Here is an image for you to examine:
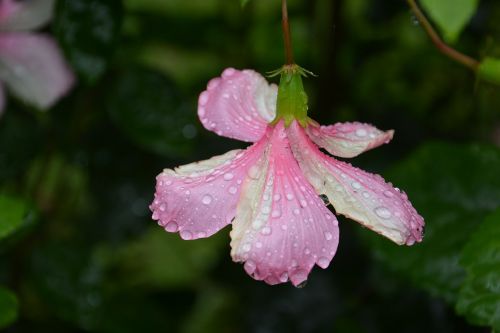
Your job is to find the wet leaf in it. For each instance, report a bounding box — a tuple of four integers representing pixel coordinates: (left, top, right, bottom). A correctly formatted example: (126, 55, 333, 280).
(29, 243, 105, 330)
(54, 0, 123, 84)
(0, 194, 29, 241)
(0, 287, 18, 329)
(0, 112, 42, 183)
(456, 208, 500, 331)
(113, 227, 225, 288)
(361, 142, 500, 303)
(107, 67, 197, 157)
(420, 0, 479, 43)
(478, 57, 500, 86)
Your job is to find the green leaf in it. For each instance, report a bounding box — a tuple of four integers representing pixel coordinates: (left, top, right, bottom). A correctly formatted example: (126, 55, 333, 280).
(478, 57, 500, 85)
(54, 0, 123, 84)
(361, 142, 500, 302)
(0, 194, 29, 241)
(181, 287, 237, 333)
(456, 208, 500, 331)
(107, 67, 197, 157)
(420, 0, 479, 43)
(29, 243, 106, 330)
(241, 0, 250, 7)
(0, 287, 18, 329)
(113, 228, 225, 288)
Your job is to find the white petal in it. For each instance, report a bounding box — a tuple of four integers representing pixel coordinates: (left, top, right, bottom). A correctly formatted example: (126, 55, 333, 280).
(0, 33, 75, 110)
(288, 121, 424, 246)
(306, 122, 394, 158)
(0, 0, 55, 31)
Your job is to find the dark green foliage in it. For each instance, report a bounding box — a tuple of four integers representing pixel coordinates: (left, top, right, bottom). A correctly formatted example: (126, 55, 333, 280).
(107, 68, 197, 157)
(0, 287, 18, 329)
(1, 0, 499, 332)
(0, 195, 29, 241)
(53, 0, 123, 84)
(361, 143, 500, 303)
(457, 209, 500, 331)
(420, 0, 479, 43)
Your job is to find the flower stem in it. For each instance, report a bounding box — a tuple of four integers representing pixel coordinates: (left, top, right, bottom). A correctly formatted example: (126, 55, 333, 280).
(406, 0, 479, 71)
(282, 0, 294, 65)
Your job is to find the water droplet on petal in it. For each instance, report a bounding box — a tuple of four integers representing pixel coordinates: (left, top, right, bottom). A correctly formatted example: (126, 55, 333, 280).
(165, 221, 178, 232)
(228, 186, 238, 194)
(248, 166, 261, 179)
(351, 181, 362, 190)
(223, 173, 234, 180)
(384, 190, 394, 198)
(375, 206, 392, 219)
(222, 68, 235, 77)
(202, 195, 213, 205)
(261, 226, 272, 235)
(199, 91, 209, 105)
(286, 193, 294, 201)
(242, 243, 252, 252)
(355, 128, 368, 137)
(180, 230, 193, 240)
(324, 231, 333, 241)
(318, 257, 330, 268)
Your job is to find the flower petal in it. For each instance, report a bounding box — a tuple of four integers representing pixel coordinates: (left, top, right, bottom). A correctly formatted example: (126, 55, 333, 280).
(0, 0, 54, 31)
(151, 137, 268, 240)
(230, 122, 339, 286)
(306, 122, 394, 158)
(0, 33, 75, 110)
(289, 121, 424, 246)
(198, 68, 278, 142)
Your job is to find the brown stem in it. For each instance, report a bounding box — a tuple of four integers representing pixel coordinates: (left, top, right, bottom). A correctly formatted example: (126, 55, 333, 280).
(407, 0, 479, 71)
(282, 0, 294, 65)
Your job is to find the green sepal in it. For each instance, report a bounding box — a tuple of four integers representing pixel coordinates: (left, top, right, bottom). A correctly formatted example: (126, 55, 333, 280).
(271, 64, 314, 127)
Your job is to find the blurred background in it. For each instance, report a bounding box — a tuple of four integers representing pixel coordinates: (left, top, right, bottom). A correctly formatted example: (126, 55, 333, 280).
(1, 0, 500, 332)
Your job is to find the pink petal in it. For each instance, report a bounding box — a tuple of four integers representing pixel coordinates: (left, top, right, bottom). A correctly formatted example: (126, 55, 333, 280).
(198, 68, 278, 142)
(306, 122, 394, 158)
(151, 138, 268, 240)
(230, 122, 339, 286)
(0, 0, 54, 31)
(0, 33, 75, 110)
(288, 121, 424, 246)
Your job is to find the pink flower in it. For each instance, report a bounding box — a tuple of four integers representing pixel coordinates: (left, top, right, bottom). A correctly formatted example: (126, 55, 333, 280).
(150, 66, 424, 286)
(0, 0, 74, 116)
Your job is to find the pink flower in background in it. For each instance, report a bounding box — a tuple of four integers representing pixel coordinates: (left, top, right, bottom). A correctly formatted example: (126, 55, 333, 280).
(0, 0, 74, 116)
(150, 67, 424, 286)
